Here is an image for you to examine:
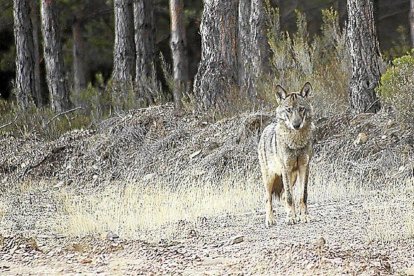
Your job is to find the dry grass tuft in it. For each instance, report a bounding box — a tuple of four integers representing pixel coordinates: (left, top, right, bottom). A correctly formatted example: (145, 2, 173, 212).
(0, 201, 6, 221)
(363, 178, 414, 242)
(58, 170, 262, 241)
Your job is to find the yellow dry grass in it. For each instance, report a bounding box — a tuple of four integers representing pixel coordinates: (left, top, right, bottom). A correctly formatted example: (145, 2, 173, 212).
(57, 172, 262, 240)
(364, 177, 414, 242)
(0, 201, 6, 221)
(53, 163, 414, 242)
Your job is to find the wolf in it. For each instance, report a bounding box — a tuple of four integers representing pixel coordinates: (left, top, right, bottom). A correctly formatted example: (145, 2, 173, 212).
(258, 82, 313, 227)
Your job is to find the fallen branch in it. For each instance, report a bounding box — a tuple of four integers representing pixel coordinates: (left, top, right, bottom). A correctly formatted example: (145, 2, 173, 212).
(0, 114, 19, 130)
(45, 107, 82, 127)
(22, 145, 67, 177)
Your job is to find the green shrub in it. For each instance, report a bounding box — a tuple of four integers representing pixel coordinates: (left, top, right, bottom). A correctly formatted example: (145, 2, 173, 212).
(263, 5, 349, 117)
(75, 73, 112, 121)
(377, 50, 414, 125)
(0, 100, 92, 140)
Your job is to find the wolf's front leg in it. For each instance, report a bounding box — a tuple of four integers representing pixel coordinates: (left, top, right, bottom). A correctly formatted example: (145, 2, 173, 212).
(298, 156, 310, 223)
(282, 170, 296, 224)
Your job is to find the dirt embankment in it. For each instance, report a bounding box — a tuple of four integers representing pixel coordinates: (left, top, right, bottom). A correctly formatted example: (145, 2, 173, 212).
(1, 103, 412, 189)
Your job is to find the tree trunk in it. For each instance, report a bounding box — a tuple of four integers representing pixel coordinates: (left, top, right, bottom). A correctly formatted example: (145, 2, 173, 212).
(347, 0, 381, 113)
(250, 0, 270, 80)
(41, 0, 71, 112)
(169, 0, 188, 109)
(193, 0, 239, 110)
(72, 16, 87, 101)
(112, 0, 135, 110)
(134, 0, 158, 106)
(13, 0, 35, 110)
(29, 0, 47, 107)
(239, 0, 270, 97)
(410, 0, 414, 47)
(238, 0, 251, 94)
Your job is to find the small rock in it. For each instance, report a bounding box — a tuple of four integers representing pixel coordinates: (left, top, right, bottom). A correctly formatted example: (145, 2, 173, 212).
(354, 132, 368, 145)
(315, 237, 326, 248)
(54, 181, 64, 188)
(92, 175, 98, 180)
(372, 261, 381, 267)
(306, 263, 315, 270)
(66, 253, 75, 259)
(381, 135, 387, 139)
(143, 173, 156, 181)
(108, 233, 120, 241)
(190, 150, 202, 159)
(399, 166, 405, 172)
(228, 235, 244, 245)
(331, 258, 343, 265)
(80, 258, 92, 264)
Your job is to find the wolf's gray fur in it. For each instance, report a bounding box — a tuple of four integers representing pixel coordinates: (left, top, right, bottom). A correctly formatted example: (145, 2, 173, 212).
(258, 82, 314, 226)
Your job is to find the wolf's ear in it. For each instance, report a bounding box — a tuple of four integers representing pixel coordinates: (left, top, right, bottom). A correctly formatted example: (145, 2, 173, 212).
(275, 85, 287, 103)
(300, 82, 312, 98)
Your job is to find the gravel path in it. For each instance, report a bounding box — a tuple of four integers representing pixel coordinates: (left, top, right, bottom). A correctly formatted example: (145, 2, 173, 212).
(1, 197, 413, 275)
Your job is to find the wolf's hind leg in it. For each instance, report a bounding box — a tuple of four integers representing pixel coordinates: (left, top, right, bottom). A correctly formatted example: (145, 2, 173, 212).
(264, 175, 277, 227)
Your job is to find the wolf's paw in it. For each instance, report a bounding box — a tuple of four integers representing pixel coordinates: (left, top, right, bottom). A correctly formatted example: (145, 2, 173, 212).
(285, 214, 297, 225)
(299, 214, 310, 223)
(265, 213, 276, 228)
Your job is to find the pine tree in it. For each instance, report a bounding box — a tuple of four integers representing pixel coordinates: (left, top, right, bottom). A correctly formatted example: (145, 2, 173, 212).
(347, 0, 381, 113)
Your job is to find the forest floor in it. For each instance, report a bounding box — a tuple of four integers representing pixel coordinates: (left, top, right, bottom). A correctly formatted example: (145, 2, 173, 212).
(0, 198, 414, 275)
(1, 103, 414, 275)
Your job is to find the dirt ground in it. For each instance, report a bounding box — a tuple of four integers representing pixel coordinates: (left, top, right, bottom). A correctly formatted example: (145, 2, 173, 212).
(1, 198, 413, 275)
(1, 104, 414, 275)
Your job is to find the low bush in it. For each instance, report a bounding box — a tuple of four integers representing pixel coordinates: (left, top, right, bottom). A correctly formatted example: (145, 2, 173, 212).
(263, 5, 350, 118)
(377, 50, 414, 126)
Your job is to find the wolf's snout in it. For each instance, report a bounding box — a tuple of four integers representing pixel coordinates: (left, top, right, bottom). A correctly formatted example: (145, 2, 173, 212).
(292, 121, 302, 130)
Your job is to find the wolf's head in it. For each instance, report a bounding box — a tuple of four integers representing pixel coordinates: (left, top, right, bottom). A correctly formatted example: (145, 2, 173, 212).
(275, 82, 313, 130)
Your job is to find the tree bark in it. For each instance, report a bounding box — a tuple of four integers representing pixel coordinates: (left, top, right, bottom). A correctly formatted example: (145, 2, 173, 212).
(238, 0, 251, 94)
(410, 0, 414, 47)
(250, 0, 270, 81)
(193, 0, 239, 110)
(29, 0, 47, 107)
(41, 0, 72, 112)
(13, 0, 35, 110)
(169, 0, 188, 109)
(72, 16, 87, 100)
(239, 0, 270, 97)
(134, 0, 158, 106)
(347, 0, 381, 113)
(112, 0, 135, 109)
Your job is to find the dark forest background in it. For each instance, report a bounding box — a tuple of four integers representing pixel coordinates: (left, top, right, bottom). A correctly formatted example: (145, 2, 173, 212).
(0, 0, 411, 101)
